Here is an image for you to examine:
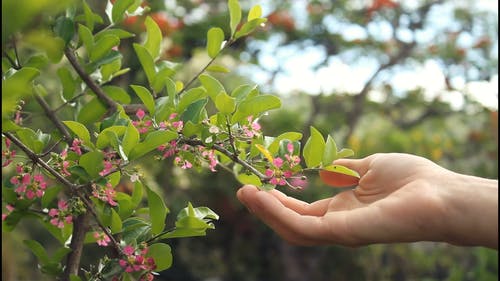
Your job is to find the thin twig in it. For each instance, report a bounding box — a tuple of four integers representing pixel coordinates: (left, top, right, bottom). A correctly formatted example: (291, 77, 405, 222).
(64, 48, 118, 112)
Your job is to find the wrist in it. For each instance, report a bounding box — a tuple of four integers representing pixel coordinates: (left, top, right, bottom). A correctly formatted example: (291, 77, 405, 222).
(440, 172, 498, 249)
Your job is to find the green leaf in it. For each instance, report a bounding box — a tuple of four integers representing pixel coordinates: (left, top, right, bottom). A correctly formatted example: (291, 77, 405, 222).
(228, 0, 242, 36)
(122, 123, 140, 157)
(234, 18, 266, 39)
(101, 58, 122, 82)
(77, 97, 107, 125)
(248, 5, 262, 21)
(336, 148, 355, 159)
(323, 165, 360, 178)
(96, 126, 127, 149)
(152, 67, 175, 93)
(62, 121, 91, 147)
(128, 130, 178, 160)
(180, 98, 208, 123)
(206, 64, 230, 73)
(130, 85, 155, 115)
(207, 27, 225, 58)
(133, 43, 156, 85)
(236, 173, 262, 186)
(42, 185, 63, 208)
(323, 135, 338, 166)
(24, 240, 50, 265)
(110, 208, 123, 233)
(51, 247, 72, 263)
(106, 171, 121, 187)
(232, 94, 281, 123)
(78, 24, 94, 51)
(111, 0, 135, 24)
(79, 151, 104, 178)
(82, 0, 96, 31)
(54, 17, 75, 45)
(146, 243, 172, 271)
(215, 91, 236, 114)
(146, 184, 169, 235)
(57, 67, 76, 101)
(303, 126, 325, 168)
(102, 85, 131, 103)
(198, 73, 225, 101)
(268, 132, 303, 155)
(177, 87, 207, 113)
(131, 181, 144, 207)
(90, 35, 120, 62)
(2, 67, 40, 118)
(94, 28, 135, 41)
(230, 84, 256, 101)
(144, 16, 162, 59)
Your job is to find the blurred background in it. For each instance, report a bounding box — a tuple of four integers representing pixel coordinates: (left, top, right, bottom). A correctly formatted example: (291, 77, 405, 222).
(2, 0, 498, 280)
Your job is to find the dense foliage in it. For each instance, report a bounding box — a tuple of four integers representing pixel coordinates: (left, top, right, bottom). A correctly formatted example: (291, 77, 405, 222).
(2, 0, 498, 281)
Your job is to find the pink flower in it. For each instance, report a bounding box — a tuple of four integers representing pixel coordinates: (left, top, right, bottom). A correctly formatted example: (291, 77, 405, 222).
(202, 149, 218, 172)
(93, 231, 111, 246)
(2, 204, 15, 221)
(119, 244, 157, 275)
(2, 138, 16, 167)
(242, 116, 261, 138)
(70, 139, 83, 155)
(48, 200, 72, 228)
(174, 157, 192, 169)
(92, 183, 117, 206)
(132, 109, 152, 134)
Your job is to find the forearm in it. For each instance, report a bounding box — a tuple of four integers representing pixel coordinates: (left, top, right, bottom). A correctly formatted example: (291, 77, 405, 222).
(442, 172, 498, 249)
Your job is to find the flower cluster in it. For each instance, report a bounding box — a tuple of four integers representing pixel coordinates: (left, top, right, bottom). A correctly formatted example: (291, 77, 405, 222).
(100, 151, 121, 177)
(92, 182, 118, 206)
(70, 139, 83, 155)
(132, 109, 153, 134)
(265, 143, 301, 186)
(10, 164, 48, 200)
(2, 138, 16, 167)
(93, 231, 111, 246)
(48, 200, 73, 228)
(158, 113, 183, 132)
(2, 204, 15, 221)
(119, 244, 156, 280)
(241, 116, 261, 138)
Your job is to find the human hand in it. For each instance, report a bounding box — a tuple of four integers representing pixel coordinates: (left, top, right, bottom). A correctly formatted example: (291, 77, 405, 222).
(237, 153, 498, 248)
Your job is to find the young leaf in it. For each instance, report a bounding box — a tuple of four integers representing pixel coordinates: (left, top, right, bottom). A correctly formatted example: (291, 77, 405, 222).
(231, 94, 281, 123)
(323, 135, 338, 166)
(303, 126, 325, 168)
(254, 144, 274, 163)
(228, 0, 242, 36)
(77, 24, 94, 52)
(102, 85, 131, 104)
(23, 240, 50, 265)
(268, 132, 303, 155)
(79, 151, 104, 178)
(177, 87, 207, 113)
(146, 243, 172, 271)
(122, 123, 140, 157)
(128, 130, 178, 160)
(248, 5, 262, 21)
(215, 91, 236, 114)
(207, 27, 225, 58)
(336, 148, 355, 159)
(77, 97, 107, 125)
(62, 121, 91, 147)
(319, 165, 360, 187)
(90, 35, 120, 62)
(57, 67, 76, 101)
(130, 85, 155, 115)
(234, 18, 266, 39)
(110, 208, 123, 233)
(146, 184, 169, 235)
(206, 64, 230, 73)
(199, 73, 225, 101)
(133, 43, 156, 85)
(111, 0, 135, 24)
(144, 16, 162, 59)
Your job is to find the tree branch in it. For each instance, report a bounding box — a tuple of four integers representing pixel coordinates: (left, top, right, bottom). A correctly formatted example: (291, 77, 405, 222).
(64, 48, 118, 112)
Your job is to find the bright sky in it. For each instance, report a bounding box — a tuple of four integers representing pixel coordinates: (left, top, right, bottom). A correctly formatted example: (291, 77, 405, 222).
(240, 0, 498, 111)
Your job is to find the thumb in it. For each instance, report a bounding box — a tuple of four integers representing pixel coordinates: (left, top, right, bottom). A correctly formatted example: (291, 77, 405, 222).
(333, 157, 370, 177)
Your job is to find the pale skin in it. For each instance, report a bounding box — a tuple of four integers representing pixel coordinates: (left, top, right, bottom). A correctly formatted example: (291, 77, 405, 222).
(237, 153, 498, 249)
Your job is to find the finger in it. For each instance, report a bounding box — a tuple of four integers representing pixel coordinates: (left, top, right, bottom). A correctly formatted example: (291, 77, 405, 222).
(267, 189, 332, 216)
(238, 186, 331, 245)
(333, 156, 372, 177)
